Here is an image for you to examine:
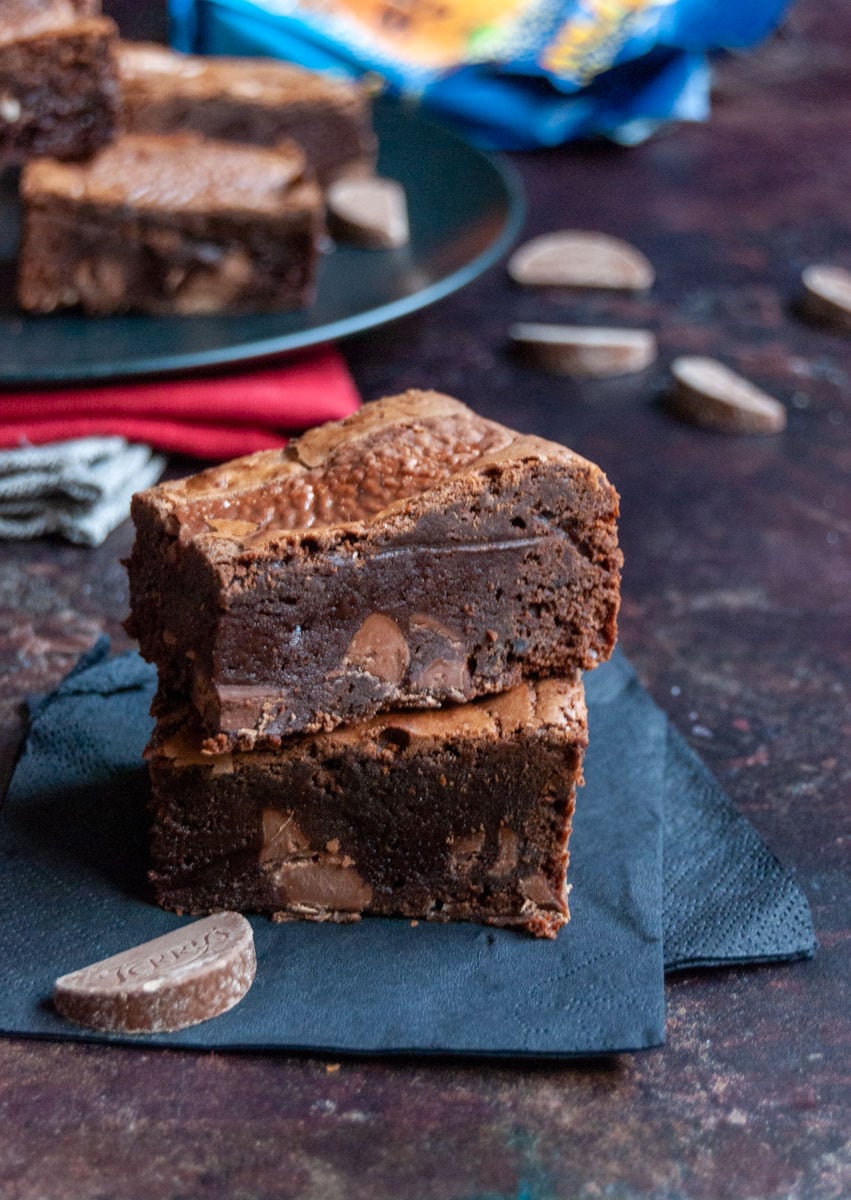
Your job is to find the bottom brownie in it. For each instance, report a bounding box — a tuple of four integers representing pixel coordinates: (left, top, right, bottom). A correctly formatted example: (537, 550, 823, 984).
(148, 676, 587, 939)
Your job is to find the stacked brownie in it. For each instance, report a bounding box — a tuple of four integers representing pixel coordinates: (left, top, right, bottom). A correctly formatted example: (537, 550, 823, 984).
(7, 15, 375, 315)
(127, 391, 622, 937)
(0, 0, 119, 164)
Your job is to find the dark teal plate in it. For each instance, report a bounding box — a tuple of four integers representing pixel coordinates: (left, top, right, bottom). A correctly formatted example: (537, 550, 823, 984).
(0, 100, 524, 386)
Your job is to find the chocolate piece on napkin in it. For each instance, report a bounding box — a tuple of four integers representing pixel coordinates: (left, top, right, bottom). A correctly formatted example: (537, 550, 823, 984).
(53, 912, 257, 1033)
(0, 642, 814, 1057)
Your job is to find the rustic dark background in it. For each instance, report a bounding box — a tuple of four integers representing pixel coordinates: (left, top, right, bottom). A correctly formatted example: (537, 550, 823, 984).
(1, 1, 849, 1197)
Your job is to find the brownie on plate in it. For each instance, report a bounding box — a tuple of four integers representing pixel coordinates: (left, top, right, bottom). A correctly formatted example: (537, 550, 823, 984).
(17, 131, 324, 315)
(148, 676, 587, 938)
(127, 391, 621, 749)
(0, 0, 119, 164)
(117, 42, 377, 185)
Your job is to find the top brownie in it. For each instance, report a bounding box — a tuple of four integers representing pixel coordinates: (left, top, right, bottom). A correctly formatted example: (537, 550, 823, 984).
(117, 42, 377, 184)
(127, 391, 621, 749)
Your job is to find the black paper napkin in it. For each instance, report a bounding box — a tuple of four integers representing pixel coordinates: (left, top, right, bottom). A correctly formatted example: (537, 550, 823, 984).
(0, 641, 814, 1057)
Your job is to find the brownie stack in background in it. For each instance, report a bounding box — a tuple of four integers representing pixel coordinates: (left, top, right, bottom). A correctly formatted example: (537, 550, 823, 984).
(115, 41, 376, 184)
(126, 391, 622, 938)
(3, 0, 376, 316)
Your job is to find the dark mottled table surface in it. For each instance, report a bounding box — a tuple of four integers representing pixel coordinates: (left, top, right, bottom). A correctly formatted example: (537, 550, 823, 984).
(1, 2, 848, 1197)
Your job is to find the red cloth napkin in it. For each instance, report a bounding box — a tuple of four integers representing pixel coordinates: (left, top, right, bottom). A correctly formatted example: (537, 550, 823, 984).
(0, 349, 361, 459)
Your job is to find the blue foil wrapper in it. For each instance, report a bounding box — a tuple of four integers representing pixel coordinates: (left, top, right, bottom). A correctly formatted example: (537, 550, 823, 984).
(169, 0, 789, 148)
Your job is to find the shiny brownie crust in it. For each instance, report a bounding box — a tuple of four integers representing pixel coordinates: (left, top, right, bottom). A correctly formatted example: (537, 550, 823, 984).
(148, 677, 587, 938)
(118, 42, 377, 184)
(127, 391, 621, 747)
(0, 11, 119, 164)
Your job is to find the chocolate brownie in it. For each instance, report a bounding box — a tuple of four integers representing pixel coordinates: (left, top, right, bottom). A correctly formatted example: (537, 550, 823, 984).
(127, 392, 621, 748)
(0, 0, 119, 164)
(17, 132, 324, 315)
(117, 42, 377, 185)
(148, 676, 587, 938)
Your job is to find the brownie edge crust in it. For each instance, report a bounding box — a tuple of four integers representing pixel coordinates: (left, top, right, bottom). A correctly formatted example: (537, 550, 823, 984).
(127, 391, 622, 749)
(148, 676, 588, 939)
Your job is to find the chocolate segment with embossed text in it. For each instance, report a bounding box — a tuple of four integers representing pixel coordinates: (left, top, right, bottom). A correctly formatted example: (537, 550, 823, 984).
(53, 912, 256, 1033)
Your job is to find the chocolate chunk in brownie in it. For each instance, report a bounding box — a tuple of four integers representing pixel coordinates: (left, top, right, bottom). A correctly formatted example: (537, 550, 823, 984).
(117, 42, 377, 185)
(17, 132, 324, 315)
(0, 1, 119, 164)
(148, 675, 587, 938)
(126, 391, 621, 748)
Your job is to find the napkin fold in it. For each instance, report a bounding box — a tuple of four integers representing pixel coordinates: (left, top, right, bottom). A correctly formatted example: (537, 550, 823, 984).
(0, 438, 164, 546)
(0, 641, 815, 1058)
(0, 349, 361, 459)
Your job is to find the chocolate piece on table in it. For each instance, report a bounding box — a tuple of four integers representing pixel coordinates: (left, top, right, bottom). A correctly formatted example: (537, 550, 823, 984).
(17, 132, 324, 315)
(117, 42, 377, 185)
(148, 677, 587, 939)
(800, 264, 851, 332)
(0, 0, 119, 164)
(126, 391, 621, 748)
(53, 913, 256, 1033)
(508, 230, 654, 291)
(669, 357, 787, 434)
(327, 176, 410, 248)
(510, 323, 657, 378)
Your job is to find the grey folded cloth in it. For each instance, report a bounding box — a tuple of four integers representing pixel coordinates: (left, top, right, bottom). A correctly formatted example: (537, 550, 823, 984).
(0, 438, 165, 546)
